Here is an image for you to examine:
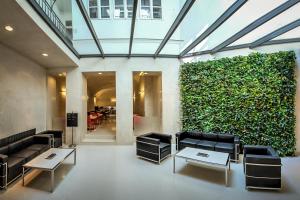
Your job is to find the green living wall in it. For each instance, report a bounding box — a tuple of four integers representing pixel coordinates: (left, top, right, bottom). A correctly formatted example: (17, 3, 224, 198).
(180, 51, 296, 156)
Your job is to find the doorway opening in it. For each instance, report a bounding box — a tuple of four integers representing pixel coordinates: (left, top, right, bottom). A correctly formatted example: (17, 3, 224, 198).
(133, 71, 162, 136)
(84, 72, 116, 142)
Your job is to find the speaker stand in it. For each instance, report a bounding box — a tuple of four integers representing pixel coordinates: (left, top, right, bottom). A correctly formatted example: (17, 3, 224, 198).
(69, 126, 76, 148)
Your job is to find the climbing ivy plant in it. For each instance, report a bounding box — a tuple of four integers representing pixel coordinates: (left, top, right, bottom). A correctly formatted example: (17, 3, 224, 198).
(180, 51, 296, 156)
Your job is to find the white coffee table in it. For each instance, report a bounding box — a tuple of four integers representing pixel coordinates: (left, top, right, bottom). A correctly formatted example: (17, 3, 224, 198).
(22, 148, 76, 192)
(173, 147, 230, 186)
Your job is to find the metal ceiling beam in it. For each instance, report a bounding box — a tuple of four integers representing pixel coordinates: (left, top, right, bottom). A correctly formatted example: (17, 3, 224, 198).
(250, 19, 300, 48)
(154, 0, 196, 58)
(179, 0, 247, 57)
(128, 0, 138, 58)
(76, 0, 104, 58)
(181, 38, 300, 58)
(211, 0, 300, 53)
(80, 54, 179, 58)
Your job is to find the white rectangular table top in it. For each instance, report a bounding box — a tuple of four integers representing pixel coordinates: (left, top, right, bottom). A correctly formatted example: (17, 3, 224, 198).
(175, 147, 229, 166)
(23, 148, 75, 170)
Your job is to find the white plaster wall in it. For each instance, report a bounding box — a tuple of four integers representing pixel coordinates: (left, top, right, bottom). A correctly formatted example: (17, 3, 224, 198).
(0, 44, 47, 138)
(46, 76, 57, 130)
(183, 44, 300, 154)
(65, 58, 180, 144)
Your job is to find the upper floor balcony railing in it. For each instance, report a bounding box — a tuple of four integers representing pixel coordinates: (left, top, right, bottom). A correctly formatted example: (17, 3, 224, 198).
(28, 0, 73, 45)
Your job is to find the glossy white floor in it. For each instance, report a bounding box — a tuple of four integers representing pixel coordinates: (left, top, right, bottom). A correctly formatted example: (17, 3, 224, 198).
(1, 145, 300, 200)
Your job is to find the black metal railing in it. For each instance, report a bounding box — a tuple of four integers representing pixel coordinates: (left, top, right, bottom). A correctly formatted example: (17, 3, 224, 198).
(30, 0, 72, 42)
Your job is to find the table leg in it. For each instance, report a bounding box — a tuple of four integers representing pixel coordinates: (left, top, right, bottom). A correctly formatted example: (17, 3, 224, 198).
(74, 149, 77, 165)
(51, 170, 54, 192)
(22, 167, 25, 186)
(225, 166, 228, 187)
(229, 160, 231, 171)
(173, 156, 176, 173)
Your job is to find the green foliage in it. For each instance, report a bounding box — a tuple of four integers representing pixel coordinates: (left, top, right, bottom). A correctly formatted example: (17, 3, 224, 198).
(180, 51, 296, 156)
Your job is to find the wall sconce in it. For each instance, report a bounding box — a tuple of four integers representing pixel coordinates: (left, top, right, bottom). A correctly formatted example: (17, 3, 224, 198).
(111, 98, 116, 102)
(61, 87, 66, 97)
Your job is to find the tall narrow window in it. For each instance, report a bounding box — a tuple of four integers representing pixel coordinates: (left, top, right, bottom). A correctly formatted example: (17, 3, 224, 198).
(153, 0, 161, 19)
(89, 0, 98, 19)
(140, 0, 151, 19)
(127, 0, 133, 18)
(100, 0, 110, 18)
(114, 0, 125, 18)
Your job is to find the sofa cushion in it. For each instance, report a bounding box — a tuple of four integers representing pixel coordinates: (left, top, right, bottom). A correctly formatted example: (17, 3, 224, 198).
(0, 146, 8, 155)
(202, 133, 218, 141)
(196, 140, 216, 150)
(159, 142, 170, 153)
(27, 144, 49, 153)
(180, 138, 200, 147)
(8, 140, 24, 154)
(11, 149, 39, 162)
(215, 142, 234, 153)
(217, 134, 234, 143)
(54, 138, 62, 148)
(21, 136, 34, 148)
(7, 157, 25, 169)
(186, 131, 202, 140)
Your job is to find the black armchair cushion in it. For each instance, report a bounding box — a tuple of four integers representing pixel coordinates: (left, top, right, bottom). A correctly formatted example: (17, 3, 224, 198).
(218, 134, 234, 143)
(215, 142, 234, 153)
(180, 138, 200, 147)
(11, 149, 39, 162)
(196, 140, 216, 150)
(0, 137, 8, 147)
(243, 145, 269, 155)
(202, 133, 218, 141)
(40, 130, 63, 138)
(27, 144, 49, 153)
(160, 142, 171, 153)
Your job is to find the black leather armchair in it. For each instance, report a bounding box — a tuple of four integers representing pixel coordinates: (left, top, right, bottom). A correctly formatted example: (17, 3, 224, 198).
(136, 133, 172, 164)
(39, 130, 63, 148)
(243, 145, 281, 190)
(0, 129, 52, 189)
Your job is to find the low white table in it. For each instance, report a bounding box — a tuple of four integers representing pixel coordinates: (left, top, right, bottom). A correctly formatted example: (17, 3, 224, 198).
(173, 147, 230, 186)
(22, 148, 76, 192)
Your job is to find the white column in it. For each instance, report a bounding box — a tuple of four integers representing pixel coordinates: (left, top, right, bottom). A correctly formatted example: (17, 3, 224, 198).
(116, 69, 133, 144)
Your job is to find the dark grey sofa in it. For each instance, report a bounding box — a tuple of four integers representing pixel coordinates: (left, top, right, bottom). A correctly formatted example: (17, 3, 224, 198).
(176, 131, 240, 162)
(243, 145, 281, 190)
(136, 133, 172, 164)
(0, 128, 63, 189)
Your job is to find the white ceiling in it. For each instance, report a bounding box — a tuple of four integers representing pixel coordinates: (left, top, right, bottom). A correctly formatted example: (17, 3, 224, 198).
(0, 0, 77, 68)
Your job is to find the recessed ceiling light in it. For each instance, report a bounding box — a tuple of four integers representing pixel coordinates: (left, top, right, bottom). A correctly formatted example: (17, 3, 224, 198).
(59, 73, 63, 77)
(42, 53, 48, 57)
(98, 72, 102, 75)
(5, 25, 13, 32)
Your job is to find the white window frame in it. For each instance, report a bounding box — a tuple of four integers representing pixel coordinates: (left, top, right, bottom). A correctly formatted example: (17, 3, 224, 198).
(100, 0, 111, 19)
(88, 0, 99, 19)
(139, 0, 162, 20)
(114, 0, 135, 19)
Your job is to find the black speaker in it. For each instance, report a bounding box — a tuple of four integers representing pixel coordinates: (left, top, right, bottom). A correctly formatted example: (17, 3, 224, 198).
(67, 113, 78, 127)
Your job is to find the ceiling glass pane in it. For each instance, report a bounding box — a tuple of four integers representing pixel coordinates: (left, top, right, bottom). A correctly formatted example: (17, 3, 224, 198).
(184, 0, 287, 54)
(132, 0, 184, 54)
(173, 0, 235, 53)
(231, 3, 300, 46)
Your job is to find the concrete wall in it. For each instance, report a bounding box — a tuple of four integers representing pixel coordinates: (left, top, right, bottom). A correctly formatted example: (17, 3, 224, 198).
(0, 43, 47, 138)
(65, 57, 180, 144)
